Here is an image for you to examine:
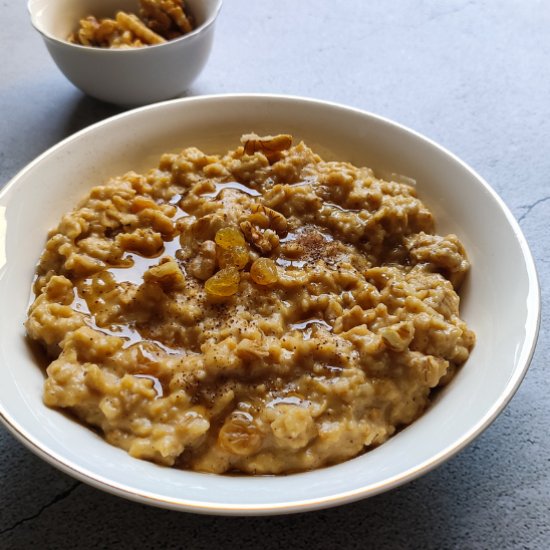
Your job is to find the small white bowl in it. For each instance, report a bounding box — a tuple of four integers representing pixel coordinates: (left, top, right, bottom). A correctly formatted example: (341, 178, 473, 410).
(0, 95, 540, 515)
(28, 0, 222, 106)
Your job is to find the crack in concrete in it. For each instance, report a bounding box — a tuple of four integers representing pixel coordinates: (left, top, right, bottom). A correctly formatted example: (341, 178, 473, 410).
(426, 0, 477, 23)
(517, 195, 550, 224)
(0, 481, 80, 537)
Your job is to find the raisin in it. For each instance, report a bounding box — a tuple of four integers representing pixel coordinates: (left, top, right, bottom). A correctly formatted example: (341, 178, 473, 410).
(204, 267, 240, 296)
(217, 245, 249, 270)
(215, 227, 245, 249)
(250, 258, 278, 285)
(218, 411, 262, 455)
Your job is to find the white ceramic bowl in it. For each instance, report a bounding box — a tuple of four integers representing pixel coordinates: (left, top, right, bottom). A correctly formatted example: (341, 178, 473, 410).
(0, 95, 540, 515)
(28, 0, 222, 106)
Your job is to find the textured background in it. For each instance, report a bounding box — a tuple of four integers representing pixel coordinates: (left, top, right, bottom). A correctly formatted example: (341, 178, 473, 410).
(1, 1, 549, 548)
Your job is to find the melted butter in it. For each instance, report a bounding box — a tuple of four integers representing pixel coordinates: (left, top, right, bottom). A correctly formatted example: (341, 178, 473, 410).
(288, 176, 318, 187)
(275, 258, 306, 268)
(134, 374, 164, 398)
(109, 237, 182, 285)
(109, 255, 158, 285)
(311, 364, 345, 377)
(72, 295, 88, 313)
(72, 292, 92, 316)
(322, 365, 344, 374)
(72, 290, 179, 355)
(317, 229, 334, 242)
(290, 319, 333, 331)
(173, 204, 190, 219)
(289, 318, 333, 340)
(74, 233, 184, 339)
(168, 196, 191, 218)
(202, 182, 261, 199)
(267, 396, 303, 407)
(279, 231, 298, 243)
(324, 202, 360, 213)
(137, 344, 168, 363)
(280, 227, 334, 244)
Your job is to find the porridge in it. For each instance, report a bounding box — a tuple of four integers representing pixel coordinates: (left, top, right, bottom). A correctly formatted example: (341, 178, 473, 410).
(25, 134, 475, 474)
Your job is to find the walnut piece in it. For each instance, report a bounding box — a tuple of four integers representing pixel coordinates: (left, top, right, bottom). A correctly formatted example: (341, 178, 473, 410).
(68, 0, 194, 48)
(188, 240, 217, 281)
(240, 221, 280, 254)
(249, 204, 288, 237)
(240, 133, 292, 163)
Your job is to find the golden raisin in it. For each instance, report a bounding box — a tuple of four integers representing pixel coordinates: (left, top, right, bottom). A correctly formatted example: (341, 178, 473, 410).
(215, 227, 245, 249)
(218, 411, 262, 456)
(217, 245, 249, 270)
(204, 267, 240, 297)
(250, 258, 278, 285)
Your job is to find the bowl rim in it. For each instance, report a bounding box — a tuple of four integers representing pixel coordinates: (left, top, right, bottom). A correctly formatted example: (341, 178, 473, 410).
(26, 0, 223, 52)
(0, 93, 541, 515)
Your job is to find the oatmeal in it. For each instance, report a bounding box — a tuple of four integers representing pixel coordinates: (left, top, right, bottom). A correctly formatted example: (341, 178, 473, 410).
(25, 134, 475, 474)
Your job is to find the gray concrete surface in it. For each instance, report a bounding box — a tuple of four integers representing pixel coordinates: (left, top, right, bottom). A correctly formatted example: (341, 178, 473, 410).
(1, 1, 549, 548)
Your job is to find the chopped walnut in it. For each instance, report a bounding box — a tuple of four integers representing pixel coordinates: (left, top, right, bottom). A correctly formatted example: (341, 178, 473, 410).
(237, 204, 287, 255)
(250, 204, 288, 237)
(240, 133, 292, 163)
(140, 0, 194, 38)
(240, 221, 280, 254)
(143, 257, 185, 291)
(187, 240, 217, 281)
(115, 11, 166, 45)
(68, 0, 194, 48)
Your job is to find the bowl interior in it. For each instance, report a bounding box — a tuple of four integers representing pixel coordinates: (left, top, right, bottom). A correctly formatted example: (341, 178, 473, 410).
(28, 0, 217, 43)
(0, 95, 539, 514)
